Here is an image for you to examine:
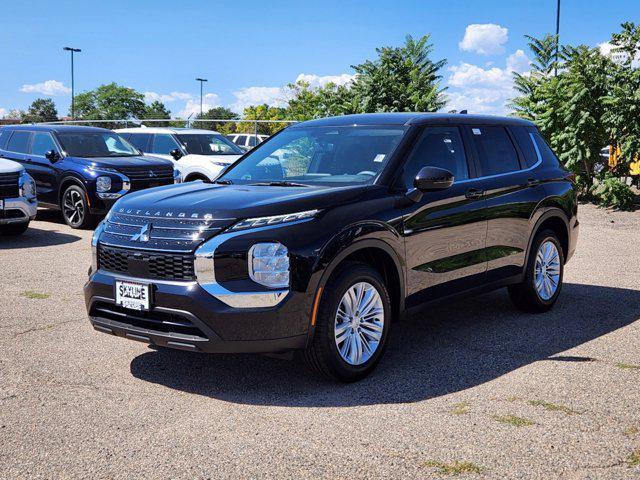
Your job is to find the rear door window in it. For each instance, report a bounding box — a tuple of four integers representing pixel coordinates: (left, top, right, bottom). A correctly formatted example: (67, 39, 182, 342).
(6, 131, 32, 153)
(469, 126, 521, 176)
(127, 133, 151, 151)
(151, 134, 180, 154)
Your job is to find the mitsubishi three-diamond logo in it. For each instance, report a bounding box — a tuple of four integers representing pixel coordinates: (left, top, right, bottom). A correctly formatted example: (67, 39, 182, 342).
(131, 223, 152, 242)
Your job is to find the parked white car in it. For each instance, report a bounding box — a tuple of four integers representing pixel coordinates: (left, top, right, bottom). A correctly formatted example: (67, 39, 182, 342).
(117, 127, 244, 182)
(0, 158, 37, 235)
(227, 133, 269, 151)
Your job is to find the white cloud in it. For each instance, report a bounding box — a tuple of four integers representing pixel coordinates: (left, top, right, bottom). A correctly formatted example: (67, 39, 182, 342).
(177, 93, 221, 118)
(295, 73, 355, 88)
(230, 86, 288, 113)
(459, 24, 508, 55)
(144, 91, 192, 103)
(0, 108, 8, 118)
(598, 41, 640, 67)
(20, 80, 71, 96)
(445, 49, 531, 115)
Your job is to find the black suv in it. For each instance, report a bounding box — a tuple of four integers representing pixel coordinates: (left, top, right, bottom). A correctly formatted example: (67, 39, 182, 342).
(0, 125, 178, 228)
(84, 113, 579, 381)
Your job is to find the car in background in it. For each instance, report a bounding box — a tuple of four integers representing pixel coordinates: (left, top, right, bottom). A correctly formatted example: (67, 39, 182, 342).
(0, 157, 37, 235)
(0, 125, 178, 229)
(226, 133, 269, 151)
(118, 127, 244, 182)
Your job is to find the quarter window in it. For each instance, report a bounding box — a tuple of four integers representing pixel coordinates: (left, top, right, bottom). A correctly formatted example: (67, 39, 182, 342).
(31, 132, 57, 157)
(470, 126, 520, 176)
(531, 132, 561, 167)
(510, 126, 539, 168)
(6, 131, 31, 154)
(402, 127, 469, 188)
(151, 134, 180, 154)
(127, 133, 151, 151)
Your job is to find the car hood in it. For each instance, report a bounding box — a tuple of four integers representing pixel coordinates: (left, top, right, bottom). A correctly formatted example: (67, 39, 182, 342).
(68, 155, 174, 169)
(184, 154, 242, 164)
(0, 159, 24, 174)
(112, 182, 371, 220)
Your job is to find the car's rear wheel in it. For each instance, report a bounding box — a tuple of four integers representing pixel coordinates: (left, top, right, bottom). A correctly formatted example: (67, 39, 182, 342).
(61, 185, 97, 229)
(0, 221, 29, 236)
(303, 262, 392, 382)
(508, 229, 564, 312)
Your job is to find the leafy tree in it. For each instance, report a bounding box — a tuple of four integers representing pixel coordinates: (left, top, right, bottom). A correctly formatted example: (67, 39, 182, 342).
(238, 104, 290, 135)
(286, 81, 357, 120)
(193, 106, 239, 133)
(24, 98, 58, 123)
(73, 83, 147, 127)
(141, 100, 171, 127)
(350, 34, 447, 112)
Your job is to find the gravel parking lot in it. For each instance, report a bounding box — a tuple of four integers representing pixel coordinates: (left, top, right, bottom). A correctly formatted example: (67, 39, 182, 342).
(1, 203, 639, 479)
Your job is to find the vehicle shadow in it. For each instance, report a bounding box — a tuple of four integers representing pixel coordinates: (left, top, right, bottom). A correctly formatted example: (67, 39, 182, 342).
(0, 226, 81, 249)
(130, 283, 640, 407)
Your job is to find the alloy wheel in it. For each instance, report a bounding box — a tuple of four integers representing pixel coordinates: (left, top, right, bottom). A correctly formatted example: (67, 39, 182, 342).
(63, 188, 85, 226)
(334, 281, 384, 365)
(534, 240, 561, 300)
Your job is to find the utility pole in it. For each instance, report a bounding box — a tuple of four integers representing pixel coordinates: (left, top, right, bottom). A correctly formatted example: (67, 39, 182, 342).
(554, 0, 561, 76)
(196, 78, 208, 117)
(63, 47, 81, 119)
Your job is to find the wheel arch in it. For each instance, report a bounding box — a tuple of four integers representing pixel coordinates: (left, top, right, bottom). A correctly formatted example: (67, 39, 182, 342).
(58, 174, 88, 206)
(525, 208, 570, 266)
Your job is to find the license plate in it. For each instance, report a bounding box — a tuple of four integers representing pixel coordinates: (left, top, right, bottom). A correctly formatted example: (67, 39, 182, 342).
(115, 280, 150, 311)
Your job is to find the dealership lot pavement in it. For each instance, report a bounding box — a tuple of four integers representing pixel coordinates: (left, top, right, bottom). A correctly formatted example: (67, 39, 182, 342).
(1, 204, 639, 479)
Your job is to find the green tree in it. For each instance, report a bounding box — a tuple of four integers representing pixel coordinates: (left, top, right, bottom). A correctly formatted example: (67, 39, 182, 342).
(141, 100, 171, 127)
(350, 34, 447, 112)
(193, 106, 239, 133)
(285, 81, 357, 120)
(73, 83, 147, 127)
(238, 104, 290, 135)
(24, 98, 58, 123)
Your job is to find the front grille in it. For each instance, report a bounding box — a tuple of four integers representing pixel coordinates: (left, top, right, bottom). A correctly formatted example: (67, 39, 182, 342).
(98, 245, 195, 281)
(91, 301, 207, 340)
(0, 209, 27, 220)
(0, 172, 20, 199)
(116, 165, 174, 191)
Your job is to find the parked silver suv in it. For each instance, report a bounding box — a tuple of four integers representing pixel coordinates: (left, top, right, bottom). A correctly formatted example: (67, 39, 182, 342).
(0, 158, 37, 235)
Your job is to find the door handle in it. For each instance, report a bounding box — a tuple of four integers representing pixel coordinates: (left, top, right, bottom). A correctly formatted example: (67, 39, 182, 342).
(526, 178, 540, 187)
(465, 188, 484, 199)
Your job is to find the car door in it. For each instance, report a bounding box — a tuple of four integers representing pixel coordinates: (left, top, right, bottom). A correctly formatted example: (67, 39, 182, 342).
(464, 125, 545, 281)
(401, 126, 488, 308)
(149, 133, 181, 161)
(28, 131, 61, 204)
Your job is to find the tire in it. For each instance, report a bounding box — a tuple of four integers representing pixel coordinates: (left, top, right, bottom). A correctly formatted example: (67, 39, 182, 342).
(0, 221, 29, 236)
(303, 262, 392, 382)
(185, 174, 210, 182)
(508, 229, 564, 312)
(61, 184, 97, 229)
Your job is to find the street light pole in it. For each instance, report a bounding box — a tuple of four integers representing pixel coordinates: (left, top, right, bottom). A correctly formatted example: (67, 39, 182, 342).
(63, 47, 81, 119)
(554, 0, 561, 76)
(195, 78, 208, 116)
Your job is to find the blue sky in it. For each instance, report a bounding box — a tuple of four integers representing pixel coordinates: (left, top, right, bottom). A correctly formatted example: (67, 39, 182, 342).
(1, 0, 638, 118)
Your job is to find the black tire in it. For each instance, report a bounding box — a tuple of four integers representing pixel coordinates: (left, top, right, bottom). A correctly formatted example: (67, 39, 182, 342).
(61, 184, 97, 229)
(508, 229, 564, 312)
(303, 262, 392, 382)
(0, 221, 29, 236)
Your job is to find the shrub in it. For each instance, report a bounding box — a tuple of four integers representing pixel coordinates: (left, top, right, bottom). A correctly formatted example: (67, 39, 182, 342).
(596, 175, 636, 210)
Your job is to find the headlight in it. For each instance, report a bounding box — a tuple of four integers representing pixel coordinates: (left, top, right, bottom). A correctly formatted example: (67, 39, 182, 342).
(18, 171, 36, 198)
(248, 242, 289, 288)
(231, 209, 320, 231)
(96, 176, 112, 193)
(173, 168, 182, 184)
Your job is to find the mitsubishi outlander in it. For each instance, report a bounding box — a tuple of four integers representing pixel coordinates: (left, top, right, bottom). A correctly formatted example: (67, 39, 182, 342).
(84, 113, 579, 382)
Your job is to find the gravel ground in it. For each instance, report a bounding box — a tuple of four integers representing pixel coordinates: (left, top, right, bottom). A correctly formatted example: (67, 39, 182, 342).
(0, 204, 639, 479)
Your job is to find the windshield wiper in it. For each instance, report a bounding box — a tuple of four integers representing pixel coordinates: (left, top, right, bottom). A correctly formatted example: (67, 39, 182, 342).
(213, 179, 233, 185)
(250, 181, 309, 187)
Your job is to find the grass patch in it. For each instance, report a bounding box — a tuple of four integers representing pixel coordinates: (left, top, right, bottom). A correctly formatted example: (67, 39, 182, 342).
(20, 290, 50, 300)
(450, 402, 470, 415)
(527, 399, 581, 415)
(422, 460, 483, 475)
(492, 414, 535, 427)
(629, 449, 640, 467)
(616, 363, 640, 370)
(624, 426, 639, 437)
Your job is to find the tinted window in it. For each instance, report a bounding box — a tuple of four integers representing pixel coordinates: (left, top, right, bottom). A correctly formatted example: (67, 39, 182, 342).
(248, 136, 257, 147)
(470, 126, 520, 176)
(235, 135, 247, 146)
(402, 127, 468, 188)
(31, 132, 57, 157)
(127, 133, 151, 151)
(6, 131, 31, 154)
(176, 133, 243, 155)
(531, 132, 561, 167)
(57, 132, 138, 157)
(510, 126, 539, 168)
(0, 130, 8, 149)
(151, 134, 180, 154)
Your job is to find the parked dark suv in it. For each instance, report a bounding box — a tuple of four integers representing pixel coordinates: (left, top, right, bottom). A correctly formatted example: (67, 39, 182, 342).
(0, 125, 178, 228)
(84, 113, 578, 381)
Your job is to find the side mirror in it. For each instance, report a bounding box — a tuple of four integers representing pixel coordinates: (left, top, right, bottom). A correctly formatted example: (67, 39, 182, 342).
(414, 166, 454, 192)
(170, 148, 183, 160)
(45, 150, 60, 162)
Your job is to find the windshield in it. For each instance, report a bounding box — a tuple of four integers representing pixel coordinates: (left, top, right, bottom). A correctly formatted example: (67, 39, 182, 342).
(176, 133, 244, 155)
(57, 132, 139, 157)
(219, 126, 407, 185)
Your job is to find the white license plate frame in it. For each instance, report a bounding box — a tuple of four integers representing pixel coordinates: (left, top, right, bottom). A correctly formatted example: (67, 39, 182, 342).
(115, 280, 151, 311)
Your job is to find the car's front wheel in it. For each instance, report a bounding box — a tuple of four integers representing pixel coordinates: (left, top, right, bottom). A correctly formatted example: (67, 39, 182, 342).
(508, 229, 564, 312)
(61, 184, 97, 229)
(303, 262, 392, 382)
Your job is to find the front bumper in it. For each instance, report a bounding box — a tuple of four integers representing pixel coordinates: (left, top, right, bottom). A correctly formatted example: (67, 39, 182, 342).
(84, 269, 310, 353)
(0, 196, 37, 224)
